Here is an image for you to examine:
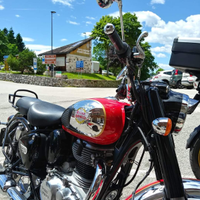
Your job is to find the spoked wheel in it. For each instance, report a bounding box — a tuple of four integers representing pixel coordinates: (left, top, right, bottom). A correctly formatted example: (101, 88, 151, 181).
(176, 80, 184, 89)
(190, 137, 200, 179)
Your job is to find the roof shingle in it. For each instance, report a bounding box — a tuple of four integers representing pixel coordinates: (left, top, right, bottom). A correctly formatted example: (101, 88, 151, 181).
(38, 37, 93, 56)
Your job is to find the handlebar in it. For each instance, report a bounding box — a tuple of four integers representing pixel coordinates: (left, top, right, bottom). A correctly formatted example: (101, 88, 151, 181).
(104, 23, 129, 55)
(104, 23, 148, 64)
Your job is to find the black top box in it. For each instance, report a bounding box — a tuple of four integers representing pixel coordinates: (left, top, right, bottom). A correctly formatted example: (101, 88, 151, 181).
(169, 37, 200, 77)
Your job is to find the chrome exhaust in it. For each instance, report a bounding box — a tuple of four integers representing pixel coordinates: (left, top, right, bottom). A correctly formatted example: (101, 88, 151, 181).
(85, 163, 105, 200)
(7, 187, 27, 200)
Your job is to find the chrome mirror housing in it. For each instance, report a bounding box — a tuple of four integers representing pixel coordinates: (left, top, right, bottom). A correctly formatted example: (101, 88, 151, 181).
(96, 0, 113, 8)
(152, 117, 172, 136)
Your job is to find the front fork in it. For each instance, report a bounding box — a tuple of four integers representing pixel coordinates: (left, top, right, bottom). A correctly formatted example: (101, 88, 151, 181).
(149, 87, 185, 199)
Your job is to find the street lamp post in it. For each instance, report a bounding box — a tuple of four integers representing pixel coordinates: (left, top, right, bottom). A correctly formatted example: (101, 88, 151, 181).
(51, 11, 56, 77)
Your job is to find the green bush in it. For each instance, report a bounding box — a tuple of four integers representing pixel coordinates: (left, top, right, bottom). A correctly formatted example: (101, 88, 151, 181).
(36, 58, 46, 75)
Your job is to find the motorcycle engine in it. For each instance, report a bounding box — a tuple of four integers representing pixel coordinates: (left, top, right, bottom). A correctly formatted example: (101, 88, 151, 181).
(40, 139, 114, 200)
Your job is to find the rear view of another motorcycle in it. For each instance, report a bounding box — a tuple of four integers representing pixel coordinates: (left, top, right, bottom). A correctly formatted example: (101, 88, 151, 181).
(0, 0, 200, 200)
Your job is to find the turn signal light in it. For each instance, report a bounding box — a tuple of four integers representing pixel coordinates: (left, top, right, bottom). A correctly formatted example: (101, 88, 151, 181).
(152, 117, 172, 136)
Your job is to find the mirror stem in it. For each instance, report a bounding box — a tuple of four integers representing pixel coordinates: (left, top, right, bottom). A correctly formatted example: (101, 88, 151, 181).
(117, 0, 125, 42)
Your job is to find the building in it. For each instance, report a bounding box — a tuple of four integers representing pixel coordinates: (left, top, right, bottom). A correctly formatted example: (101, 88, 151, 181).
(38, 37, 93, 73)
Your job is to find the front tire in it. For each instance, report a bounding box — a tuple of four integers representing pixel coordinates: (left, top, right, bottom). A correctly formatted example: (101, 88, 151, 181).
(190, 137, 200, 179)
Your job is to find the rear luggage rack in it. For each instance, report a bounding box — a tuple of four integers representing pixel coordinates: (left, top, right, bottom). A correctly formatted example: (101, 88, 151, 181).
(9, 89, 38, 107)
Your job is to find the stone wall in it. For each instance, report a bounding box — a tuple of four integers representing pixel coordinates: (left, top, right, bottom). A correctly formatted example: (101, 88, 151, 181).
(66, 54, 92, 73)
(0, 73, 119, 88)
(0, 73, 63, 87)
(64, 79, 120, 88)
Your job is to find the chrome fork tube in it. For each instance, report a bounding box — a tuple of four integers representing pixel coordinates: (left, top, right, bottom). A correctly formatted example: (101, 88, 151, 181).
(85, 163, 105, 200)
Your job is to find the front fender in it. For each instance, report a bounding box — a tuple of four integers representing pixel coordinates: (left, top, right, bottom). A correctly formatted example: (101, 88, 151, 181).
(186, 125, 200, 149)
(125, 178, 200, 200)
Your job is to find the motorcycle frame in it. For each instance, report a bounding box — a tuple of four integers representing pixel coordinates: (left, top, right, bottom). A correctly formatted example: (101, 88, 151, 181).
(93, 80, 186, 199)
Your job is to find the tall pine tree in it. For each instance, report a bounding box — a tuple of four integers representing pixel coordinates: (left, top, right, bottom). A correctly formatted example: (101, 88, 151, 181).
(0, 30, 8, 62)
(16, 33, 25, 52)
(3, 28, 8, 36)
(7, 28, 16, 44)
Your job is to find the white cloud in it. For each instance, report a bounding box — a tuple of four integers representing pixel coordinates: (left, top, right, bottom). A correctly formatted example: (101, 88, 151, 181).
(158, 63, 174, 70)
(151, 0, 165, 5)
(86, 16, 95, 20)
(23, 37, 34, 42)
(81, 32, 91, 38)
(67, 20, 80, 25)
(0, 5, 4, 10)
(109, 11, 125, 18)
(70, 15, 76, 19)
(25, 44, 53, 56)
(77, 0, 85, 5)
(61, 38, 67, 42)
(157, 53, 166, 58)
(151, 45, 172, 54)
(15, 14, 20, 17)
(135, 11, 165, 27)
(152, 52, 166, 58)
(52, 0, 74, 7)
(86, 21, 92, 25)
(133, 11, 200, 49)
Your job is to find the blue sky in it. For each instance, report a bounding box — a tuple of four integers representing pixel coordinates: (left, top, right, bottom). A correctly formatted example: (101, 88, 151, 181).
(0, 0, 200, 71)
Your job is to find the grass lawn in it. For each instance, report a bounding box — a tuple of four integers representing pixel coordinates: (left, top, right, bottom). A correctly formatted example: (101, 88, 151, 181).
(63, 72, 116, 81)
(0, 71, 116, 81)
(0, 70, 21, 74)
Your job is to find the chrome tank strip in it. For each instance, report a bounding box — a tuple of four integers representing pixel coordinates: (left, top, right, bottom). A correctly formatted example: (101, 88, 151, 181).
(85, 163, 105, 200)
(130, 178, 200, 200)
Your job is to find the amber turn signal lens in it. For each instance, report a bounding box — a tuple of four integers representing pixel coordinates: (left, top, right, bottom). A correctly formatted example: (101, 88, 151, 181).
(164, 118, 172, 136)
(152, 117, 172, 136)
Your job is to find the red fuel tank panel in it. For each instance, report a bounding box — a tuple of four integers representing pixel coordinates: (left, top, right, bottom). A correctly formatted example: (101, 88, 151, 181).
(62, 98, 129, 145)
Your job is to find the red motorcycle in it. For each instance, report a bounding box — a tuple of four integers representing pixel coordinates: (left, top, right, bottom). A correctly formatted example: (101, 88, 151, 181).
(0, 0, 200, 199)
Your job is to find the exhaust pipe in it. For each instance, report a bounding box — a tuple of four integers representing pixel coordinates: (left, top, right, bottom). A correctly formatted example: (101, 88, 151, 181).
(7, 187, 27, 200)
(85, 163, 105, 200)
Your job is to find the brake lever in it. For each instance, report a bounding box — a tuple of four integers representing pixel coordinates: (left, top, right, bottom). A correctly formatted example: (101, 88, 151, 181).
(133, 31, 148, 60)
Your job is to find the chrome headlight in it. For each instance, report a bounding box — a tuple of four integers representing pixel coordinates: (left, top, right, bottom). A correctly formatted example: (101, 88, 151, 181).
(163, 91, 199, 135)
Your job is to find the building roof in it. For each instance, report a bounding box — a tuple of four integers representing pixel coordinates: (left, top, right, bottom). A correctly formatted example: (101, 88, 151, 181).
(38, 37, 93, 56)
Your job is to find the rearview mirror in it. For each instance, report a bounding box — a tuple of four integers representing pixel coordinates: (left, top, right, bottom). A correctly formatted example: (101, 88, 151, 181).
(96, 0, 113, 9)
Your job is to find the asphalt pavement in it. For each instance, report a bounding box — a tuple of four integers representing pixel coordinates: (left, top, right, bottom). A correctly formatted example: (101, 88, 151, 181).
(0, 81, 199, 199)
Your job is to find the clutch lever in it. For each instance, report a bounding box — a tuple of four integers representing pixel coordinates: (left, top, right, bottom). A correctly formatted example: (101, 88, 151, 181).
(133, 31, 148, 60)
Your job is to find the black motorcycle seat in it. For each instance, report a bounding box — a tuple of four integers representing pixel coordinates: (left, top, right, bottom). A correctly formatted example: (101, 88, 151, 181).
(16, 97, 41, 115)
(27, 101, 65, 127)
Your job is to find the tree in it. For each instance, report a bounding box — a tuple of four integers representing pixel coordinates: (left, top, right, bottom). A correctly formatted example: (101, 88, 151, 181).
(0, 30, 8, 62)
(91, 13, 158, 79)
(156, 68, 164, 74)
(140, 42, 158, 80)
(7, 43, 19, 56)
(37, 58, 46, 75)
(8, 49, 36, 73)
(7, 54, 19, 70)
(16, 33, 25, 52)
(91, 15, 116, 76)
(17, 49, 35, 73)
(7, 28, 16, 44)
(3, 28, 8, 36)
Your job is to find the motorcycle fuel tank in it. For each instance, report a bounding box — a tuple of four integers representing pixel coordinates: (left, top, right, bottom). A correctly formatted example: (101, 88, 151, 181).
(62, 98, 129, 145)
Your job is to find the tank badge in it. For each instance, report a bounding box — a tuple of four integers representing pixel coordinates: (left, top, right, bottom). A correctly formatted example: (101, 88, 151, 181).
(75, 108, 87, 124)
